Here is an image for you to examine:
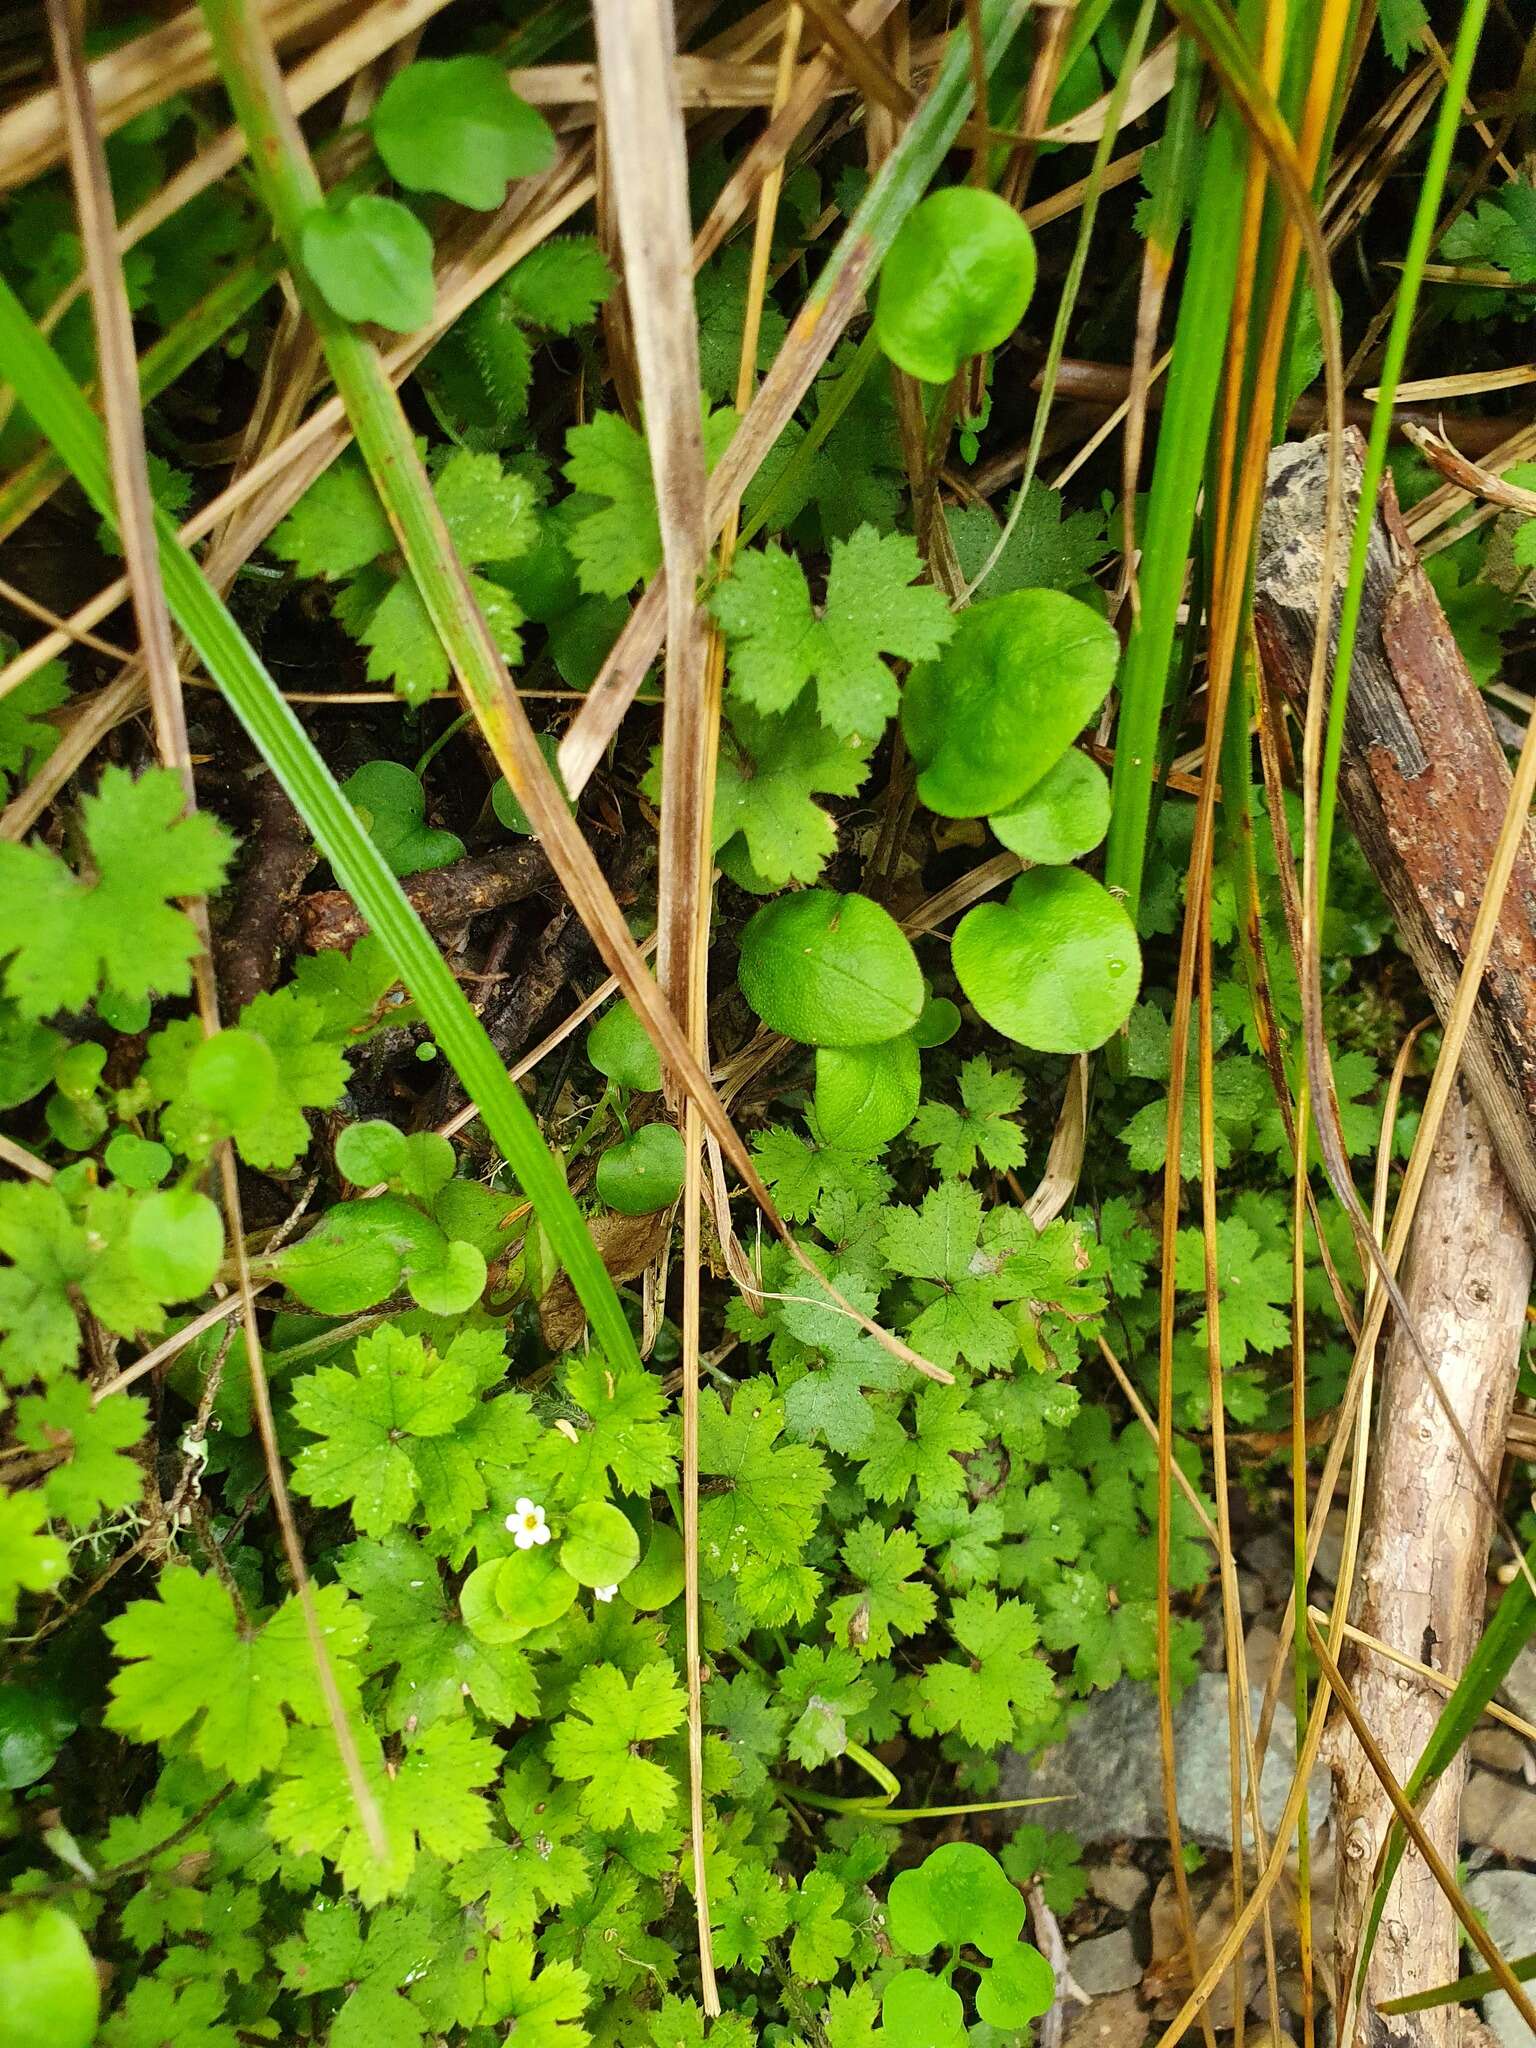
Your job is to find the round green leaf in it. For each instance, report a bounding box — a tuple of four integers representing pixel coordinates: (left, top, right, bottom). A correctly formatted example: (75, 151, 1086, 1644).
(128, 1188, 223, 1301)
(879, 1969, 966, 2048)
(911, 995, 961, 1049)
(0, 1907, 99, 2048)
(334, 1118, 409, 1187)
(737, 890, 923, 1047)
(989, 747, 1110, 863)
(0, 1684, 75, 1791)
(302, 195, 435, 334)
(901, 589, 1119, 819)
(275, 1195, 434, 1314)
(976, 1942, 1057, 2028)
(187, 1026, 278, 1125)
(596, 1124, 686, 1215)
(342, 760, 464, 877)
(459, 1558, 531, 1644)
(887, 1842, 1026, 1960)
(559, 1501, 642, 1589)
(103, 1131, 171, 1190)
(813, 1034, 920, 1153)
(875, 186, 1037, 383)
(587, 1001, 663, 1093)
(953, 868, 1140, 1053)
(494, 1545, 579, 1632)
(622, 1522, 685, 1611)
(405, 1236, 487, 1316)
(373, 57, 555, 210)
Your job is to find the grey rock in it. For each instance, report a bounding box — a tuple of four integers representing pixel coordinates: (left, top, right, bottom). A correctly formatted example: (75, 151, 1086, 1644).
(1465, 1871, 1536, 2048)
(1470, 1727, 1532, 1776)
(1462, 1774, 1536, 1861)
(1505, 1641, 1536, 1728)
(1088, 1863, 1150, 1914)
(1070, 1928, 1141, 1996)
(1002, 1674, 1329, 1848)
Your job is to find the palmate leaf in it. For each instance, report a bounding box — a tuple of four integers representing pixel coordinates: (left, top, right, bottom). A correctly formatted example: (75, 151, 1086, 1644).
(711, 524, 952, 739)
(269, 1718, 499, 1906)
(0, 641, 68, 794)
(15, 1380, 145, 1526)
(0, 766, 232, 1018)
(697, 1378, 830, 1575)
(909, 1055, 1027, 1177)
(105, 1570, 366, 1782)
(708, 705, 876, 890)
(0, 1488, 68, 1624)
(563, 406, 737, 597)
(546, 1662, 686, 1831)
(827, 1519, 937, 1659)
(0, 257, 644, 1381)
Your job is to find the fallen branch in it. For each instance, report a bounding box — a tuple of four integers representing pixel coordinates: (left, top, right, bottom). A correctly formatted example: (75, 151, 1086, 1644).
(1326, 1081, 1530, 2046)
(1255, 430, 1536, 1234)
(1255, 431, 1536, 2044)
(297, 842, 551, 950)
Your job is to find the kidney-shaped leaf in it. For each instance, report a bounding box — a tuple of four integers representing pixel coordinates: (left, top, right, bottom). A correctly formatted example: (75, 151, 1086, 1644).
(373, 57, 555, 210)
(814, 1035, 920, 1153)
(737, 890, 922, 1047)
(596, 1123, 685, 1215)
(880, 1968, 967, 2047)
(302, 195, 435, 334)
(0, 1907, 99, 2048)
(887, 1841, 1026, 1960)
(976, 1942, 1057, 2028)
(901, 589, 1118, 819)
(587, 1000, 663, 1094)
(989, 746, 1110, 863)
(494, 1545, 579, 1634)
(560, 1501, 641, 1590)
(953, 869, 1140, 1053)
(875, 187, 1038, 383)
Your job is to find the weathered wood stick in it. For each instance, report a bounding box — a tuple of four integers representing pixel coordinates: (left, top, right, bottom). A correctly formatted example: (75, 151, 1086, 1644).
(1253, 429, 1536, 1237)
(1256, 433, 1536, 2044)
(297, 842, 552, 950)
(1325, 1079, 1530, 2048)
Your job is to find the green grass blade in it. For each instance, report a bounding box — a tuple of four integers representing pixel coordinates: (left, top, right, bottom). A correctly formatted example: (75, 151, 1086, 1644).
(0, 272, 644, 1378)
(1378, 1951, 1536, 2018)
(1101, 80, 1249, 918)
(0, 244, 283, 544)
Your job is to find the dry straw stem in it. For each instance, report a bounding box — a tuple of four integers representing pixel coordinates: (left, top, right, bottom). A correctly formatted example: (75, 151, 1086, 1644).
(589, 0, 717, 2004)
(591, 0, 711, 1029)
(44, 0, 385, 1858)
(0, 0, 347, 189)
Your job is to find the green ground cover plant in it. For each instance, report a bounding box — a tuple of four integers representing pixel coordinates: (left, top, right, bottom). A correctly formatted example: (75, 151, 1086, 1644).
(1, 3, 1534, 2046)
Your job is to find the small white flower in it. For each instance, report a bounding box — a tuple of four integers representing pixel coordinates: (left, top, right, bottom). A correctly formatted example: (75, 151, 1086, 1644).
(505, 1497, 551, 1550)
(593, 1583, 618, 1604)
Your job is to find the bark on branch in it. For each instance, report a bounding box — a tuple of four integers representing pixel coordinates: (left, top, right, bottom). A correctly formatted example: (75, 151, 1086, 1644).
(1254, 429, 1536, 1237)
